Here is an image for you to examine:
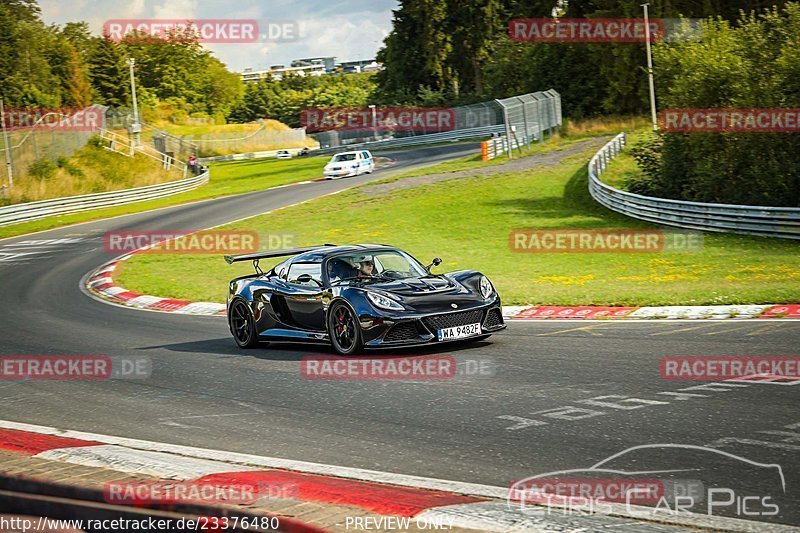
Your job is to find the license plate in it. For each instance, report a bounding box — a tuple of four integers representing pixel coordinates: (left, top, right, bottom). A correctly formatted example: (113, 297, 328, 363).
(437, 322, 481, 341)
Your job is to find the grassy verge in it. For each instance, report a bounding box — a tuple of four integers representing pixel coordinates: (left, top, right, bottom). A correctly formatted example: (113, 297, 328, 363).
(597, 129, 653, 189)
(0, 155, 330, 240)
(116, 135, 800, 306)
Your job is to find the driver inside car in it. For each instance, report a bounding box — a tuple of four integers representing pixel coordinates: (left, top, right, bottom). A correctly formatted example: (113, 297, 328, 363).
(357, 258, 376, 277)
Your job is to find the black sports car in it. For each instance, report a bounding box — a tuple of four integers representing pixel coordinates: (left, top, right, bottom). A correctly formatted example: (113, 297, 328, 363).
(224, 244, 505, 355)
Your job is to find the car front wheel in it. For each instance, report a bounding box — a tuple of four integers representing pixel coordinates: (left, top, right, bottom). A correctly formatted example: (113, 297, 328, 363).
(328, 301, 363, 355)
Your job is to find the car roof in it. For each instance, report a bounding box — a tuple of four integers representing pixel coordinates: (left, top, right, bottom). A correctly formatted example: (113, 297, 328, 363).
(332, 150, 370, 156)
(292, 244, 395, 263)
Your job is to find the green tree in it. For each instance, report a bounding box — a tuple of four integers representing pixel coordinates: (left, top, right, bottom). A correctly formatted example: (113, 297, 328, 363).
(88, 36, 129, 107)
(447, 0, 504, 95)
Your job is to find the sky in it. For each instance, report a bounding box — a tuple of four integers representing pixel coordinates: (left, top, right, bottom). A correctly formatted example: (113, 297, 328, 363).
(38, 0, 399, 72)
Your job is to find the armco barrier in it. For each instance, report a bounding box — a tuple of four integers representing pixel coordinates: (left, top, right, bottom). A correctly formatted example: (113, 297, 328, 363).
(199, 147, 309, 164)
(312, 125, 506, 155)
(588, 133, 800, 240)
(0, 171, 209, 227)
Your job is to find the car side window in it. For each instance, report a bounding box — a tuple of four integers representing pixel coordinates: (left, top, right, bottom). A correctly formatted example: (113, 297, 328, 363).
(287, 263, 322, 287)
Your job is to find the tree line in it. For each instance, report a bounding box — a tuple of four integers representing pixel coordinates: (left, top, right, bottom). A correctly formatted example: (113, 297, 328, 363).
(631, 4, 800, 207)
(375, 0, 798, 206)
(0, 0, 244, 120)
(375, 0, 790, 116)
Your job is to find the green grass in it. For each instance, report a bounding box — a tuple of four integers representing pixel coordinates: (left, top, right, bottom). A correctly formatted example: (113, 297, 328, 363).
(0, 155, 330, 240)
(598, 129, 653, 189)
(389, 134, 588, 178)
(116, 138, 800, 306)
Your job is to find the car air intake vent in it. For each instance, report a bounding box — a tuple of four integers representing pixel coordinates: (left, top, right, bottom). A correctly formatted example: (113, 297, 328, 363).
(384, 322, 420, 342)
(483, 308, 504, 329)
(423, 309, 483, 332)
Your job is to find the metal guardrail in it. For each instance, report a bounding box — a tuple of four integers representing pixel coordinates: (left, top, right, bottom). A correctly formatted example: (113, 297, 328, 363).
(588, 133, 800, 240)
(198, 147, 308, 164)
(0, 170, 209, 227)
(311, 125, 506, 155)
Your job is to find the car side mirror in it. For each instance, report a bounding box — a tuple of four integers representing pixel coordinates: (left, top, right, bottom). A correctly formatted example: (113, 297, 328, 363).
(295, 274, 322, 286)
(426, 257, 442, 271)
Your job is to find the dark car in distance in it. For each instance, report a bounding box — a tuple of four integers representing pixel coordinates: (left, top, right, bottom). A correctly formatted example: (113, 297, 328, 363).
(225, 244, 505, 355)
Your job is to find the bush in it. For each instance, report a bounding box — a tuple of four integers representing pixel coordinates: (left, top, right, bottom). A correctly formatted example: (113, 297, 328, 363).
(87, 135, 104, 148)
(650, 4, 800, 207)
(56, 156, 84, 177)
(28, 159, 57, 180)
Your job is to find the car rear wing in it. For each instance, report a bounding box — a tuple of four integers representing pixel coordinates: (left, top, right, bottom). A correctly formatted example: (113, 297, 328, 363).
(224, 244, 336, 265)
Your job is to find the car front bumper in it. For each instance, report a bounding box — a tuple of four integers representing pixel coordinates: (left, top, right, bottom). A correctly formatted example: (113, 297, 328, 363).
(360, 301, 506, 349)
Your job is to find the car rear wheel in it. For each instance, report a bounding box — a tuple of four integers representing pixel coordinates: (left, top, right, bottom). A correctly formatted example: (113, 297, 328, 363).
(229, 299, 259, 348)
(328, 302, 363, 355)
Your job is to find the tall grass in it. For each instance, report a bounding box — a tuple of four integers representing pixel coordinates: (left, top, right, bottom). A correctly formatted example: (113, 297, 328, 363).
(563, 116, 651, 137)
(4, 143, 180, 205)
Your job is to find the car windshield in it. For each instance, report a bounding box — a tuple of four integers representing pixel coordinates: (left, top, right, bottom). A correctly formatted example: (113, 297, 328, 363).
(328, 250, 427, 282)
(332, 153, 357, 162)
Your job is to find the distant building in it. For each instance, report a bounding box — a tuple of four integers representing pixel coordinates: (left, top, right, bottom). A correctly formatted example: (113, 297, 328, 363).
(331, 59, 383, 74)
(240, 64, 326, 83)
(290, 57, 337, 72)
(240, 58, 382, 83)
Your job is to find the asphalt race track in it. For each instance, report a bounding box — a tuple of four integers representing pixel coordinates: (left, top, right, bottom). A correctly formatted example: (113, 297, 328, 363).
(0, 143, 798, 528)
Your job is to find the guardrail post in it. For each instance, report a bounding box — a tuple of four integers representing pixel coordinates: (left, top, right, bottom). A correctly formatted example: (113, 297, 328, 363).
(495, 99, 513, 159)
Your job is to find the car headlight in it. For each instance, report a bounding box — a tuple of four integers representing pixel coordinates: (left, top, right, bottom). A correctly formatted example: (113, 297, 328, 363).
(367, 291, 404, 311)
(480, 275, 494, 299)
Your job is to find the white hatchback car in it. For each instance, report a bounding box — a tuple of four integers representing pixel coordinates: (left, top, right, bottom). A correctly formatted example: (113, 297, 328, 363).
(276, 150, 292, 159)
(323, 150, 375, 179)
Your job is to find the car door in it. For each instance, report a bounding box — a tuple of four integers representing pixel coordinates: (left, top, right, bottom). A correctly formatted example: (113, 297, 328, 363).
(363, 151, 374, 172)
(282, 262, 326, 331)
(359, 151, 370, 174)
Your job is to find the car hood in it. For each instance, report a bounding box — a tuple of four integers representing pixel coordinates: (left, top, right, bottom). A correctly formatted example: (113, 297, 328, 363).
(361, 275, 490, 312)
(365, 275, 458, 296)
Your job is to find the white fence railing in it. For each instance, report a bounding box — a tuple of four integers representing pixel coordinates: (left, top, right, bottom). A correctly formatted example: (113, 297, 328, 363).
(589, 133, 800, 240)
(482, 133, 525, 160)
(99, 129, 187, 174)
(0, 170, 209, 227)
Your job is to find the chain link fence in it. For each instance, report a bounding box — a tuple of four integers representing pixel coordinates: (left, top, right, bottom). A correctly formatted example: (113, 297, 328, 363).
(0, 106, 105, 198)
(185, 126, 311, 157)
(107, 107, 312, 158)
(492, 90, 562, 158)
